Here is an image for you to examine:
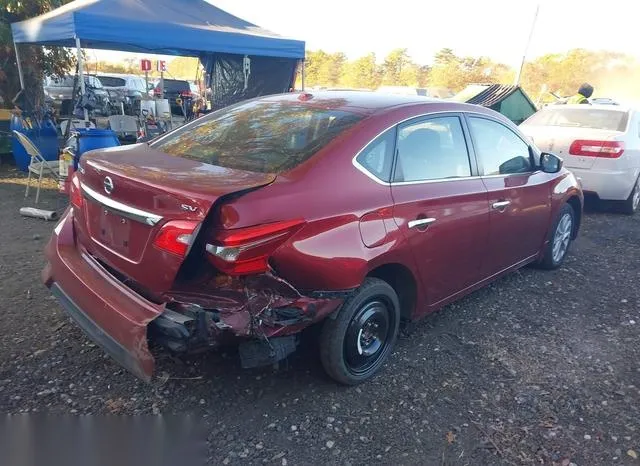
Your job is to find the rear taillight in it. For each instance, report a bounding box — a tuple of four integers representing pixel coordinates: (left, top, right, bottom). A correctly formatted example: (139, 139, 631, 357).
(569, 140, 625, 158)
(69, 173, 83, 209)
(206, 220, 305, 276)
(180, 90, 192, 97)
(153, 86, 161, 96)
(153, 220, 200, 257)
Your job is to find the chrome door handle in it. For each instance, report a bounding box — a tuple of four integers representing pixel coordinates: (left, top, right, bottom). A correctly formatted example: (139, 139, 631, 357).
(492, 200, 511, 210)
(408, 217, 436, 229)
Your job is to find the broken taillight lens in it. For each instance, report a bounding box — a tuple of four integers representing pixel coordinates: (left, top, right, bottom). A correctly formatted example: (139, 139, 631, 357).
(153, 220, 200, 257)
(206, 220, 305, 276)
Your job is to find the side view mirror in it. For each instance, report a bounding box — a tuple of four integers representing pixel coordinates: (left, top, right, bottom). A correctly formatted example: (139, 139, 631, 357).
(499, 156, 530, 174)
(540, 152, 563, 173)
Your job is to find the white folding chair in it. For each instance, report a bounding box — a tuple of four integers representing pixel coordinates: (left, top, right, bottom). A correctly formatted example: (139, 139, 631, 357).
(12, 130, 60, 204)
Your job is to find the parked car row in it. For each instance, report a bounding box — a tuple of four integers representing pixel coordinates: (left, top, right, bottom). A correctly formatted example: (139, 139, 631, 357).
(43, 91, 584, 386)
(44, 74, 206, 118)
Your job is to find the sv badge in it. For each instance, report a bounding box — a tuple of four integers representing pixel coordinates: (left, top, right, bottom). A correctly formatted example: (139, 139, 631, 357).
(181, 204, 198, 212)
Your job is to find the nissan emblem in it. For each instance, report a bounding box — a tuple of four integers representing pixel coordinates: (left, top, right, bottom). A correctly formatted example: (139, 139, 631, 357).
(103, 176, 114, 194)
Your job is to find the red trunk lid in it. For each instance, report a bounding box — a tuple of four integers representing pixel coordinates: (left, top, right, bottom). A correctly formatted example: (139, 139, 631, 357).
(73, 144, 275, 294)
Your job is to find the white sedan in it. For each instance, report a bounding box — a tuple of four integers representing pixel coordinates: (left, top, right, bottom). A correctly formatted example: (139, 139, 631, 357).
(520, 104, 640, 214)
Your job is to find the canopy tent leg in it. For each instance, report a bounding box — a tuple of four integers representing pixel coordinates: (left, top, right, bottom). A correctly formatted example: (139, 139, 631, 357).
(301, 59, 305, 91)
(13, 41, 25, 90)
(75, 37, 89, 123)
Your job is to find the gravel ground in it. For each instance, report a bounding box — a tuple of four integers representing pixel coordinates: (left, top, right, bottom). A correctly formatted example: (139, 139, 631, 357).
(0, 164, 638, 465)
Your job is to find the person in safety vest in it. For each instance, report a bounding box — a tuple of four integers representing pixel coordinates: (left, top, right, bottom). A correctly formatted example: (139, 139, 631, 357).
(566, 83, 594, 104)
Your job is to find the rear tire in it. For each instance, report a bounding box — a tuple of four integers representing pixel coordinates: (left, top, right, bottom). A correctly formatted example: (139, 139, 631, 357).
(319, 278, 400, 385)
(538, 203, 575, 270)
(621, 176, 640, 215)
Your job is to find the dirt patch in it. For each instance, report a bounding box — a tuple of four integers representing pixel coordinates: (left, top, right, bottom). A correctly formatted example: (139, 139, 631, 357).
(0, 164, 638, 465)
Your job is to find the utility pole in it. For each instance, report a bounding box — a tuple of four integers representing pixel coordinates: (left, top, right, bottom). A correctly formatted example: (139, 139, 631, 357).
(514, 4, 540, 86)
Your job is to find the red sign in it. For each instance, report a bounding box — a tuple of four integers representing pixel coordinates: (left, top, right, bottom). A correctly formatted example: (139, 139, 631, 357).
(140, 59, 152, 72)
(156, 60, 167, 72)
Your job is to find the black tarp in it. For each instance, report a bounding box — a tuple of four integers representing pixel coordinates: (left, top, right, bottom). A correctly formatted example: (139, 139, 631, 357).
(202, 53, 298, 110)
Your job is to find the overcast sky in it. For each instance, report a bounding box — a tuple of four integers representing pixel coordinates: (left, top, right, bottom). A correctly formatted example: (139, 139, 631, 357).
(94, 0, 637, 68)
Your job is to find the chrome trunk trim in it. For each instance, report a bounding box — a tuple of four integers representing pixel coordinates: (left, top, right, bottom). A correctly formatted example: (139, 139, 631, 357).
(81, 183, 163, 226)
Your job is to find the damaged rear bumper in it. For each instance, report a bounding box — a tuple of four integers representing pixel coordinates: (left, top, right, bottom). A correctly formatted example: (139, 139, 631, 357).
(43, 210, 347, 381)
(150, 276, 346, 368)
(43, 210, 164, 381)
(50, 283, 152, 380)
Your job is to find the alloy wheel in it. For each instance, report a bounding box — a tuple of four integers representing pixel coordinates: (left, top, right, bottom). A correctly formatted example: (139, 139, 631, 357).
(632, 179, 640, 212)
(552, 213, 573, 263)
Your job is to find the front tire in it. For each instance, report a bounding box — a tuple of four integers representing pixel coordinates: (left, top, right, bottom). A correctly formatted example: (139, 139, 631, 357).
(539, 203, 575, 270)
(320, 278, 400, 385)
(621, 176, 640, 215)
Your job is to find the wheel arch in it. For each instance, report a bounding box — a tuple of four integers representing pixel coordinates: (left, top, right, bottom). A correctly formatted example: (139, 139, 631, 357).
(566, 195, 582, 239)
(366, 263, 417, 321)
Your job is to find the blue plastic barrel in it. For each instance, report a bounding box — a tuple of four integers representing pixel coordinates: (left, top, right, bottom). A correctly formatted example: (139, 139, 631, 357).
(69, 128, 120, 169)
(10, 114, 60, 171)
(38, 118, 59, 161)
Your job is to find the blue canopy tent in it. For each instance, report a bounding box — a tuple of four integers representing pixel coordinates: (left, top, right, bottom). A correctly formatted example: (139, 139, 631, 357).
(11, 0, 305, 58)
(11, 0, 306, 114)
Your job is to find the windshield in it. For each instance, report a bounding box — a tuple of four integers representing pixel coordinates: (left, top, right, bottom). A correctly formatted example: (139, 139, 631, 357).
(98, 76, 126, 87)
(152, 100, 364, 174)
(524, 108, 629, 131)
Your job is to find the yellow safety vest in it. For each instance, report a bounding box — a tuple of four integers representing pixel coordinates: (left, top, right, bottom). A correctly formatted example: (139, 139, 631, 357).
(566, 94, 588, 104)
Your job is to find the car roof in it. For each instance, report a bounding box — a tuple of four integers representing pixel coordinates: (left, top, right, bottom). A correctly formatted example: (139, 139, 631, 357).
(546, 103, 632, 113)
(260, 91, 488, 116)
(95, 73, 140, 78)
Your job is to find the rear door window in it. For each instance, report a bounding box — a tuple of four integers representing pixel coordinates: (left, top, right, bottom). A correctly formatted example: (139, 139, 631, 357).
(356, 129, 396, 182)
(152, 100, 364, 174)
(393, 116, 471, 182)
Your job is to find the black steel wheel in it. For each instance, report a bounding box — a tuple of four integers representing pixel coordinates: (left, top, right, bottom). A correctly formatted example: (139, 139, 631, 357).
(320, 278, 400, 385)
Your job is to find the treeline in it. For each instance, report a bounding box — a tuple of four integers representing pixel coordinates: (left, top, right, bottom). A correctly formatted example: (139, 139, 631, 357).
(87, 48, 640, 105)
(304, 48, 511, 93)
(303, 47, 640, 103)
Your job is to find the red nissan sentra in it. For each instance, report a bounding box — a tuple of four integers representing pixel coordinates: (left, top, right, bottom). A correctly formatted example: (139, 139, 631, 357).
(43, 92, 583, 385)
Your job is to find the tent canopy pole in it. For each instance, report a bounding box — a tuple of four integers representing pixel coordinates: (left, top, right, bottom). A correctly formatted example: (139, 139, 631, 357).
(13, 40, 25, 90)
(75, 37, 89, 122)
(301, 59, 305, 91)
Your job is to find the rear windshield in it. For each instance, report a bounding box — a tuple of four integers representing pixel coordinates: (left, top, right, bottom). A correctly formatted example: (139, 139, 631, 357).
(524, 107, 629, 131)
(162, 80, 190, 92)
(98, 76, 126, 87)
(49, 77, 75, 87)
(152, 100, 364, 173)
